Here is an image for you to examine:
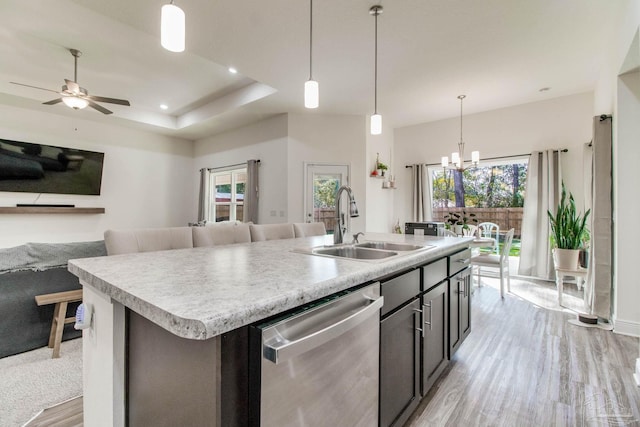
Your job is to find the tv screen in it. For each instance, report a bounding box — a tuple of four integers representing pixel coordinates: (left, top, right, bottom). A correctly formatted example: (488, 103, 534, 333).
(0, 138, 104, 195)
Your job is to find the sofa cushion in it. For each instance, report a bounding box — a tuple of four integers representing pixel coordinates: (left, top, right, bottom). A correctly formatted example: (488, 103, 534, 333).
(192, 222, 251, 247)
(104, 227, 193, 255)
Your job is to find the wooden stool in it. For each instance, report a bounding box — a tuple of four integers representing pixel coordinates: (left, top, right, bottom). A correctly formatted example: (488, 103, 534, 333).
(35, 289, 83, 358)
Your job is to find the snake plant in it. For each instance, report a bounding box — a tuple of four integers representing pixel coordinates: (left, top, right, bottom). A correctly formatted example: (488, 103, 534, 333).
(548, 182, 591, 250)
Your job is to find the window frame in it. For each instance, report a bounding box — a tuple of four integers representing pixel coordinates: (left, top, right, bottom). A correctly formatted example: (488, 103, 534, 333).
(208, 167, 247, 222)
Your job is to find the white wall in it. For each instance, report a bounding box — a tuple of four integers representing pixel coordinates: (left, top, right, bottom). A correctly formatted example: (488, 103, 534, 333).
(366, 117, 396, 233)
(0, 105, 194, 249)
(393, 92, 594, 227)
(194, 114, 289, 225)
(287, 113, 367, 232)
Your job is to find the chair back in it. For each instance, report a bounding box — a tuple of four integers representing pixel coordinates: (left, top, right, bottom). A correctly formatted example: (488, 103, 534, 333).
(249, 223, 296, 242)
(463, 224, 478, 237)
(293, 222, 326, 237)
(478, 222, 500, 253)
(442, 229, 457, 237)
(104, 227, 193, 255)
(192, 221, 251, 247)
(500, 229, 515, 261)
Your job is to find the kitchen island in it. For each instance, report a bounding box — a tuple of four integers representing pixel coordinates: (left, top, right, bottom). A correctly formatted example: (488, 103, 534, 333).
(68, 232, 472, 427)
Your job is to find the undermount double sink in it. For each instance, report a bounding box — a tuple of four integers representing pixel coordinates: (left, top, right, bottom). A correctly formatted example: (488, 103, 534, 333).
(302, 241, 434, 261)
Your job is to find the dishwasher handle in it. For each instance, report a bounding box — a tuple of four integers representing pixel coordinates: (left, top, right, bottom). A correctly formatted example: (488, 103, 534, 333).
(263, 294, 384, 365)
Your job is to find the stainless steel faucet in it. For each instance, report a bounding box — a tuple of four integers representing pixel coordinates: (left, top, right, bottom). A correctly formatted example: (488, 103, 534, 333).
(334, 185, 359, 244)
(352, 232, 364, 244)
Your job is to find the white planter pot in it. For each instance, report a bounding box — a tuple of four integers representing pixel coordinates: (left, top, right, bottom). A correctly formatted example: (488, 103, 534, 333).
(452, 225, 463, 236)
(553, 248, 580, 270)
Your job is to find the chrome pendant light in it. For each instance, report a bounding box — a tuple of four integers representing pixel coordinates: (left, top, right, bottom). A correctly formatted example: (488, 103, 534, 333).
(370, 5, 383, 135)
(441, 95, 479, 171)
(304, 0, 319, 108)
(161, 0, 185, 52)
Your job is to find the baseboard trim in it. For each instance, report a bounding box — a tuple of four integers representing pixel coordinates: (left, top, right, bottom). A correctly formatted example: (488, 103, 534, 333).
(613, 318, 640, 337)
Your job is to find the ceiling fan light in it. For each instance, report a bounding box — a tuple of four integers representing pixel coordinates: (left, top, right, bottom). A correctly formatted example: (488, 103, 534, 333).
(62, 96, 88, 110)
(370, 114, 382, 135)
(304, 80, 319, 109)
(161, 3, 185, 53)
(441, 156, 449, 168)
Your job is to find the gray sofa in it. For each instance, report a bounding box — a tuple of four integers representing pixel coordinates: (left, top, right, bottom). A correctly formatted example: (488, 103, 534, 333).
(0, 241, 107, 358)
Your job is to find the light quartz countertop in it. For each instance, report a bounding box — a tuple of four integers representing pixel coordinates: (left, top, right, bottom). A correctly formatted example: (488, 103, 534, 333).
(68, 232, 472, 340)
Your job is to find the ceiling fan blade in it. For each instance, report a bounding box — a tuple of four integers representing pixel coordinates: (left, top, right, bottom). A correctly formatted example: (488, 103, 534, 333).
(10, 82, 60, 94)
(64, 79, 81, 94)
(43, 98, 63, 105)
(87, 100, 113, 115)
(87, 95, 130, 106)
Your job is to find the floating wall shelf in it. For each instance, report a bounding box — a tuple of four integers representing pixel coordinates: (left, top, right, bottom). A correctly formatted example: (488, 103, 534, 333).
(0, 207, 105, 214)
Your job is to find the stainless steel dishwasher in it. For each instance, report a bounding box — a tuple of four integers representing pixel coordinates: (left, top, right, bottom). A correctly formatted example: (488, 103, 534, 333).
(249, 282, 384, 427)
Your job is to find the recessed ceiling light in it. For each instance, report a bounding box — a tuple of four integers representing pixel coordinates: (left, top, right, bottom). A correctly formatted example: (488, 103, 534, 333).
(539, 87, 551, 92)
(228, 67, 238, 74)
(160, 104, 169, 110)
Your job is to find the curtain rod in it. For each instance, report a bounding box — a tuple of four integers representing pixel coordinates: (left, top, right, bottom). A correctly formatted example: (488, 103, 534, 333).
(405, 149, 568, 168)
(204, 159, 261, 172)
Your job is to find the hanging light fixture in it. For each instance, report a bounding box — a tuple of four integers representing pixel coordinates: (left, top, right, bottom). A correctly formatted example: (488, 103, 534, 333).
(304, 0, 319, 108)
(161, 1, 185, 53)
(441, 95, 479, 171)
(370, 5, 383, 135)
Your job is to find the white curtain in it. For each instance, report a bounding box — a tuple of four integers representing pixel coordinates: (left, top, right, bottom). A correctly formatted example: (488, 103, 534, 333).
(411, 164, 432, 222)
(518, 150, 562, 280)
(244, 159, 260, 223)
(585, 116, 613, 320)
(197, 168, 210, 223)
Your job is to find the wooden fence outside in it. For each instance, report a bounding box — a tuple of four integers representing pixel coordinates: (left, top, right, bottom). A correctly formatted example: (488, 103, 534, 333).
(432, 207, 524, 238)
(315, 208, 337, 233)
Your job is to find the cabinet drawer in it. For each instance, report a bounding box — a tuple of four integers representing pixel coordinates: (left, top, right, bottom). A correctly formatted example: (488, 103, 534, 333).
(449, 248, 471, 277)
(421, 258, 447, 292)
(381, 269, 420, 317)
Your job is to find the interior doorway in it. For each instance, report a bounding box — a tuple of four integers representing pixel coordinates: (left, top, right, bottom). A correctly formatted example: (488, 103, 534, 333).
(304, 163, 350, 234)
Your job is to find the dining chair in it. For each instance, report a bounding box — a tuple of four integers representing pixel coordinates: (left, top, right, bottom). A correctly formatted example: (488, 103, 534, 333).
(477, 222, 500, 254)
(293, 222, 327, 237)
(470, 228, 514, 298)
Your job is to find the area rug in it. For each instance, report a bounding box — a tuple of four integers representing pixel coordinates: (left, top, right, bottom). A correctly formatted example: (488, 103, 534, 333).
(0, 338, 82, 427)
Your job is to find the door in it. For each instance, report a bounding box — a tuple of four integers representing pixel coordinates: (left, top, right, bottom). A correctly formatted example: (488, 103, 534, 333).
(304, 163, 349, 235)
(380, 299, 421, 427)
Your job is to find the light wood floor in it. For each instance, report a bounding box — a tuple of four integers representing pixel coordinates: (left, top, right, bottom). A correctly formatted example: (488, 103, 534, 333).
(407, 283, 640, 427)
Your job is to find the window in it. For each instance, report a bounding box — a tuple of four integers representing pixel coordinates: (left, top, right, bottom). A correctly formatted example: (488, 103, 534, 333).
(209, 168, 246, 222)
(429, 158, 529, 256)
(429, 158, 528, 208)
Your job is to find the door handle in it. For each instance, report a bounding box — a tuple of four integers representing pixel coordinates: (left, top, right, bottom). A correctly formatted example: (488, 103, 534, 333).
(423, 302, 432, 331)
(263, 294, 384, 364)
(413, 307, 424, 337)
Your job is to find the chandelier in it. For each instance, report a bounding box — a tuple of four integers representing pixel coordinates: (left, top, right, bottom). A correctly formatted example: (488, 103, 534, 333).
(441, 95, 479, 171)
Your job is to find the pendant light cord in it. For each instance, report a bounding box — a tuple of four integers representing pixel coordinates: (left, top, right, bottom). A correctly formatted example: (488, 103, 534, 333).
(309, 0, 313, 80)
(374, 8, 378, 114)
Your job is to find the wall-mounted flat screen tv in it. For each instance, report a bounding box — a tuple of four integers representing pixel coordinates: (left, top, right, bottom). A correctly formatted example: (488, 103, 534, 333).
(0, 138, 104, 195)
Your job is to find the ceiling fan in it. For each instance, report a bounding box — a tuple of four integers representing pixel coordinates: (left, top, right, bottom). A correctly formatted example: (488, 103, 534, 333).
(10, 48, 130, 115)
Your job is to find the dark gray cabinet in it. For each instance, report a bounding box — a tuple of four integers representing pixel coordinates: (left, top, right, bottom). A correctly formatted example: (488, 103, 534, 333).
(420, 281, 448, 394)
(379, 248, 472, 426)
(379, 268, 421, 427)
(380, 298, 421, 427)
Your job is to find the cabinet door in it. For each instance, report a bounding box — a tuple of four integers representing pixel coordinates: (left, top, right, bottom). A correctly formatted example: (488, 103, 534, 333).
(380, 299, 421, 427)
(449, 267, 471, 358)
(448, 278, 460, 357)
(421, 282, 448, 394)
(460, 269, 471, 341)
